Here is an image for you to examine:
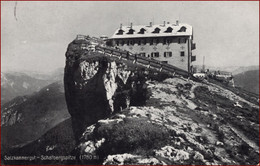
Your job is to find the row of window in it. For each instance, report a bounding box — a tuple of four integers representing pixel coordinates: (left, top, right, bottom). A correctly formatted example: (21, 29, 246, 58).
(115, 38, 187, 46)
(116, 26, 187, 35)
(139, 51, 185, 58)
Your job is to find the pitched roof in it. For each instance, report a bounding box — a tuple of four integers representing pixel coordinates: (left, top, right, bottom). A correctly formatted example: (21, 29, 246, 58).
(110, 23, 192, 39)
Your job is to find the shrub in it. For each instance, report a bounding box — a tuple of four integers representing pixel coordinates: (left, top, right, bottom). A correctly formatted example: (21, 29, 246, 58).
(95, 118, 170, 157)
(238, 142, 250, 155)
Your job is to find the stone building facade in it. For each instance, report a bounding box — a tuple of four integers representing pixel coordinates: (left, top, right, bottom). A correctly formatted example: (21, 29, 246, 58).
(108, 21, 196, 72)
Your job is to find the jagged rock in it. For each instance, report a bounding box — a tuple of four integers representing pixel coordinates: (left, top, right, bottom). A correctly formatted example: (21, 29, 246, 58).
(216, 141, 224, 146)
(97, 118, 123, 125)
(155, 146, 189, 162)
(113, 114, 126, 119)
(103, 154, 165, 165)
(82, 141, 96, 153)
(193, 151, 204, 161)
(104, 154, 136, 165)
(95, 138, 105, 148)
(78, 138, 105, 154)
(205, 149, 214, 157)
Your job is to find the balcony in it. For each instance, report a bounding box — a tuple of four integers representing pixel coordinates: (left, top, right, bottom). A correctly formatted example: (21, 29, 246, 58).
(191, 43, 196, 50)
(191, 55, 196, 62)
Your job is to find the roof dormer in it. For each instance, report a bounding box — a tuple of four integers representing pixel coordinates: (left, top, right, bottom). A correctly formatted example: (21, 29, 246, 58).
(138, 28, 146, 34)
(152, 27, 160, 33)
(164, 27, 173, 33)
(127, 29, 135, 34)
(116, 29, 124, 35)
(178, 26, 187, 32)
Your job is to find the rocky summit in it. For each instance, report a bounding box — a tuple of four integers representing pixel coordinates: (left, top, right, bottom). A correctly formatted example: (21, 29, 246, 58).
(62, 37, 259, 165)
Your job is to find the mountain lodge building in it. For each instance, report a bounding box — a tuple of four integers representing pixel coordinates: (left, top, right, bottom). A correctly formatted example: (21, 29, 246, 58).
(108, 21, 196, 73)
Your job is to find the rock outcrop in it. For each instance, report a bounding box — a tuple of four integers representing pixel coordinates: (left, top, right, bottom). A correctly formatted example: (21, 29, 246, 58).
(64, 39, 150, 142)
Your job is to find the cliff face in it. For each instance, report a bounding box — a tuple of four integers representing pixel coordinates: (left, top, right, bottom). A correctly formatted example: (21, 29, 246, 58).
(64, 40, 149, 141)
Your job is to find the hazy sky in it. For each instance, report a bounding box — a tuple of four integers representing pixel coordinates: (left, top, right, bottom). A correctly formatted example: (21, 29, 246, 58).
(1, 1, 259, 73)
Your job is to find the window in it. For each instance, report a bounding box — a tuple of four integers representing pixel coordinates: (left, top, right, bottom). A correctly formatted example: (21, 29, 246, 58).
(140, 52, 146, 57)
(130, 40, 134, 45)
(178, 38, 186, 44)
(138, 40, 141, 45)
(150, 38, 159, 45)
(121, 40, 125, 45)
(164, 38, 171, 45)
(156, 39, 159, 44)
(153, 39, 156, 45)
(164, 52, 172, 57)
(150, 39, 153, 45)
(127, 40, 129, 46)
(141, 39, 147, 45)
(166, 39, 172, 44)
(116, 40, 119, 46)
(180, 51, 185, 57)
(152, 52, 159, 57)
(191, 55, 196, 62)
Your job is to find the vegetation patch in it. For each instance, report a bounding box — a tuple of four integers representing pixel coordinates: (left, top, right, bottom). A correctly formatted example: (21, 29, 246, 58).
(94, 117, 171, 158)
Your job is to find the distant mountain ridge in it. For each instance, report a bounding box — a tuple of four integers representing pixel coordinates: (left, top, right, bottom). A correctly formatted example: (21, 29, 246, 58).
(1, 72, 50, 105)
(234, 70, 259, 95)
(1, 81, 70, 154)
(1, 68, 64, 105)
(194, 65, 259, 75)
(231, 66, 259, 75)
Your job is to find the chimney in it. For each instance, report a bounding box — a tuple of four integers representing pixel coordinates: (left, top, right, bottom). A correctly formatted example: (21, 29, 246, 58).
(176, 20, 179, 26)
(163, 21, 166, 26)
(130, 22, 133, 29)
(150, 22, 153, 27)
(120, 23, 122, 30)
